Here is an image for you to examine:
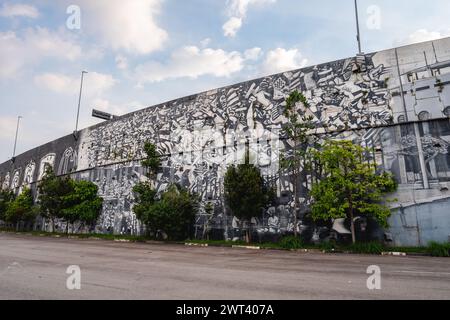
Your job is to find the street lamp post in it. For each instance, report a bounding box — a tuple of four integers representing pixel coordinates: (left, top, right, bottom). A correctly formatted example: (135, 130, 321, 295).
(74, 70, 88, 139)
(354, 0, 362, 54)
(12, 116, 22, 159)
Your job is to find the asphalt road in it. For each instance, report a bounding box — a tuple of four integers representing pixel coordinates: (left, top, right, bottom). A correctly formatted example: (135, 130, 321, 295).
(0, 233, 449, 300)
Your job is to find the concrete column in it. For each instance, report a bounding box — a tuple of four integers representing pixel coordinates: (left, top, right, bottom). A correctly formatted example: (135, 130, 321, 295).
(421, 121, 438, 180)
(394, 125, 408, 184)
(413, 122, 430, 189)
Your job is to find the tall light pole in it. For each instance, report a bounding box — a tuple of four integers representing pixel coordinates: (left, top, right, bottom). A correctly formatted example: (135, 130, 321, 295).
(74, 70, 88, 138)
(354, 0, 362, 54)
(12, 116, 22, 159)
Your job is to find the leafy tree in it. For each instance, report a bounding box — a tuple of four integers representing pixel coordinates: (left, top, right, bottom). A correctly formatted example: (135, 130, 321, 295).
(132, 182, 157, 232)
(281, 91, 316, 236)
(5, 188, 38, 230)
(224, 157, 274, 243)
(137, 184, 198, 241)
(133, 141, 199, 240)
(141, 142, 161, 183)
(37, 168, 73, 232)
(0, 189, 15, 222)
(201, 202, 214, 240)
(310, 140, 397, 244)
(133, 141, 162, 235)
(61, 180, 103, 234)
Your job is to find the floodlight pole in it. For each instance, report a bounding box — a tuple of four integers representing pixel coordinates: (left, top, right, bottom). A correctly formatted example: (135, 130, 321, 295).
(12, 116, 22, 159)
(354, 0, 362, 54)
(74, 70, 88, 138)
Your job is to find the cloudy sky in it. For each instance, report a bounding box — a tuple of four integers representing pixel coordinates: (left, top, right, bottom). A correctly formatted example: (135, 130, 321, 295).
(1, 0, 450, 163)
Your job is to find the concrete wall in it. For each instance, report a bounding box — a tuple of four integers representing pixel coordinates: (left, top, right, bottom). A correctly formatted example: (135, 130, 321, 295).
(1, 38, 450, 246)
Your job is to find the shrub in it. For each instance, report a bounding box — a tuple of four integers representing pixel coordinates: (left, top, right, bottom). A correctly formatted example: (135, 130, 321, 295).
(348, 242, 384, 255)
(38, 168, 73, 231)
(4, 188, 38, 229)
(0, 189, 15, 221)
(279, 236, 304, 250)
(319, 241, 337, 252)
(135, 184, 198, 241)
(224, 160, 274, 243)
(310, 140, 397, 244)
(427, 242, 450, 257)
(61, 180, 103, 233)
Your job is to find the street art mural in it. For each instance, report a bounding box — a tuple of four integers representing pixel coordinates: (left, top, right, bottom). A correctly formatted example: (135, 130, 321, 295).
(57, 148, 77, 175)
(23, 161, 36, 186)
(2, 172, 10, 190)
(1, 38, 450, 246)
(11, 170, 21, 194)
(38, 153, 56, 181)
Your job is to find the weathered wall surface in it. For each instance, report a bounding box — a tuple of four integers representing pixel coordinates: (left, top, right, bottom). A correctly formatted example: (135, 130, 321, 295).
(1, 38, 450, 246)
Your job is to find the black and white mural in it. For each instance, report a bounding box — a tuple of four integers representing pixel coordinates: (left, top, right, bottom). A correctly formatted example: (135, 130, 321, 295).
(1, 38, 450, 246)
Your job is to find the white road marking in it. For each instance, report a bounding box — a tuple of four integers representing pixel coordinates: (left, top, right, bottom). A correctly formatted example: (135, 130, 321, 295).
(393, 271, 450, 276)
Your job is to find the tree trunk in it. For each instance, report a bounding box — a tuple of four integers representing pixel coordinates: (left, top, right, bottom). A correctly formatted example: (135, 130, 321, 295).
(66, 222, 69, 235)
(349, 201, 356, 244)
(345, 165, 356, 244)
(293, 170, 299, 237)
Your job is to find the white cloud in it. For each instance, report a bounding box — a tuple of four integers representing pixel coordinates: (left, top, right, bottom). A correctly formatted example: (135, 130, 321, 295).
(0, 116, 45, 152)
(0, 117, 18, 141)
(244, 47, 262, 61)
(115, 55, 128, 70)
(34, 72, 117, 96)
(79, 0, 167, 55)
(134, 45, 308, 84)
(135, 46, 245, 83)
(0, 31, 25, 79)
(92, 98, 144, 116)
(223, 17, 243, 38)
(24, 27, 83, 60)
(0, 3, 39, 18)
(262, 48, 308, 74)
(200, 38, 212, 48)
(0, 27, 87, 79)
(34, 73, 75, 94)
(223, 0, 276, 37)
(395, 29, 450, 46)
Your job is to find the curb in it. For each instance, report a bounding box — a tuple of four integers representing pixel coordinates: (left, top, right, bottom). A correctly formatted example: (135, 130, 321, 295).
(291, 248, 324, 254)
(185, 242, 208, 247)
(0, 231, 434, 257)
(114, 239, 131, 243)
(232, 245, 261, 250)
(382, 251, 407, 256)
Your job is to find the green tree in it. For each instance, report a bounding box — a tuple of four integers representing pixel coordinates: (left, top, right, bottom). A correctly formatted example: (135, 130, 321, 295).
(281, 91, 315, 236)
(133, 142, 161, 231)
(224, 158, 273, 243)
(133, 141, 161, 235)
(132, 182, 157, 232)
(310, 140, 397, 244)
(38, 168, 73, 232)
(136, 184, 198, 240)
(133, 142, 198, 240)
(61, 180, 103, 234)
(5, 188, 38, 230)
(141, 142, 161, 183)
(0, 189, 15, 222)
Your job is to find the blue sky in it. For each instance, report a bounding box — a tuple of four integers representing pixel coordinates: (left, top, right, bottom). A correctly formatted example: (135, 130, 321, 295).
(1, 0, 450, 163)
